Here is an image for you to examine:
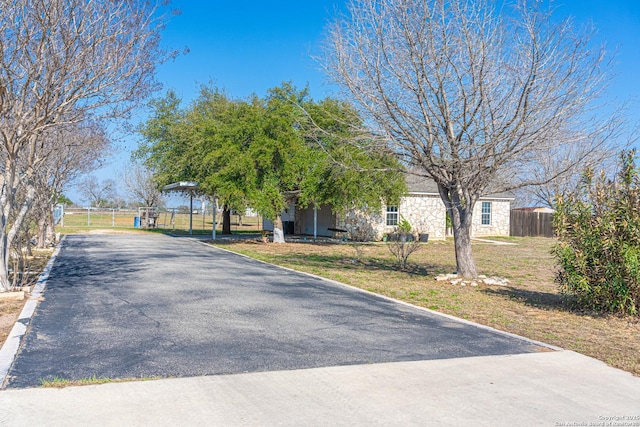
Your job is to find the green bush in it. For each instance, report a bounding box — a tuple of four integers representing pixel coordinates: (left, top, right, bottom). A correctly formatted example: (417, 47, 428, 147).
(397, 215, 412, 233)
(553, 151, 640, 315)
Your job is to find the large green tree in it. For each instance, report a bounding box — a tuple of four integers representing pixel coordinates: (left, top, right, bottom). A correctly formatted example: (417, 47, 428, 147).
(137, 83, 406, 241)
(246, 84, 311, 242)
(138, 88, 266, 234)
(136, 90, 193, 185)
(185, 88, 258, 233)
(299, 97, 406, 213)
(248, 84, 406, 242)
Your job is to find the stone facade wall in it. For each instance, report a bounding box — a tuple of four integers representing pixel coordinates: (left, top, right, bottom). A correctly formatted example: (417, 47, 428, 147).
(336, 209, 385, 241)
(471, 199, 511, 236)
(394, 195, 446, 240)
(337, 194, 447, 241)
(331, 196, 511, 241)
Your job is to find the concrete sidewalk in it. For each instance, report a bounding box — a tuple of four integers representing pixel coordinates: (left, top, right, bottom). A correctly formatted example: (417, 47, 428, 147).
(0, 350, 638, 426)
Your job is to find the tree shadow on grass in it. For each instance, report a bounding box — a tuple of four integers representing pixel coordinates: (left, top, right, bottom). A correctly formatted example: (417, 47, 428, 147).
(362, 258, 438, 277)
(481, 286, 609, 318)
(211, 240, 450, 277)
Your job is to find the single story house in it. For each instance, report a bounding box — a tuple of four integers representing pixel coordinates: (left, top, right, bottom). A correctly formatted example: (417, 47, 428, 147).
(264, 175, 514, 240)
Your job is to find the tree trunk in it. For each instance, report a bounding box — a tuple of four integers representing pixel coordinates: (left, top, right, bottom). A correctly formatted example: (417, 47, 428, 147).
(46, 207, 56, 244)
(37, 216, 47, 249)
(222, 206, 231, 235)
(0, 165, 15, 291)
(0, 231, 10, 291)
(25, 225, 33, 257)
(0, 179, 36, 291)
(451, 214, 477, 278)
(273, 214, 285, 243)
(438, 184, 478, 279)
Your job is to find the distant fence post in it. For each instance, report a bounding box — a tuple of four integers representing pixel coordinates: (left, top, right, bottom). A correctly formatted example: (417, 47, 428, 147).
(510, 210, 554, 237)
(53, 204, 64, 226)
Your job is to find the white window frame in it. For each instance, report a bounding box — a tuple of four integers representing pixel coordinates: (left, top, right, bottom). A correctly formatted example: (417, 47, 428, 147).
(481, 201, 492, 225)
(386, 206, 398, 226)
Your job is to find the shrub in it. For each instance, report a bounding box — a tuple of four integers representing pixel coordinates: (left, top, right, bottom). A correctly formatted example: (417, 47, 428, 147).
(397, 215, 412, 233)
(553, 151, 640, 315)
(387, 215, 421, 269)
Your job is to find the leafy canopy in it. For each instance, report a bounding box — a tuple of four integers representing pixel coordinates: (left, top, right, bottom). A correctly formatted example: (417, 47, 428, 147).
(136, 83, 406, 220)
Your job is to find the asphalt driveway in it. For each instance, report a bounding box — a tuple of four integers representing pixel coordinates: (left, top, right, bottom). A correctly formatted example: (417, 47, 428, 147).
(6, 233, 545, 388)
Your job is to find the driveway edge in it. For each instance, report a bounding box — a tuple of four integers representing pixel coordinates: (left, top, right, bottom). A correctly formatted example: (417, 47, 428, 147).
(0, 236, 66, 388)
(203, 240, 563, 352)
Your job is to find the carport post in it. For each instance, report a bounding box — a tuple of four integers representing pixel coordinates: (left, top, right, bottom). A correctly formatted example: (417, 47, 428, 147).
(212, 196, 217, 240)
(189, 191, 193, 235)
(161, 182, 199, 235)
(313, 204, 317, 242)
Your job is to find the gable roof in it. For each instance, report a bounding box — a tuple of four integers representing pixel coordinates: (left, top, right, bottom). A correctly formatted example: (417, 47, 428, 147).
(406, 174, 440, 194)
(405, 174, 514, 200)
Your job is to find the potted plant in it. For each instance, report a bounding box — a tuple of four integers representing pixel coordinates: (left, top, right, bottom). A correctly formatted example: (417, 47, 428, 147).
(388, 216, 414, 242)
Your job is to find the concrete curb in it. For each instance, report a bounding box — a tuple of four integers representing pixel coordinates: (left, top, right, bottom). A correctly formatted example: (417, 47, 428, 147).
(200, 240, 562, 352)
(0, 236, 66, 388)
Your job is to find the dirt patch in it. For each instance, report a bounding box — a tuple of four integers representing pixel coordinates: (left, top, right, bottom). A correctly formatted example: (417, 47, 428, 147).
(0, 249, 52, 348)
(0, 301, 26, 346)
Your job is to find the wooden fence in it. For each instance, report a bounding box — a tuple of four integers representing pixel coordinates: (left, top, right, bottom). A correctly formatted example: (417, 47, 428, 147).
(510, 210, 554, 237)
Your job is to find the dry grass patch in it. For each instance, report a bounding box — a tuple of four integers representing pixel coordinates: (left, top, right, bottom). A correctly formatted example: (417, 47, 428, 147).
(211, 237, 640, 376)
(40, 375, 164, 388)
(0, 300, 25, 345)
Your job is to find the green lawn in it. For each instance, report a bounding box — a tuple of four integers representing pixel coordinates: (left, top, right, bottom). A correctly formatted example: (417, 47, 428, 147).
(59, 211, 261, 234)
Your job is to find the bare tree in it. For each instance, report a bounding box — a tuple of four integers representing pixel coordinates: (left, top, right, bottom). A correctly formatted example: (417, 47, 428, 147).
(77, 175, 118, 208)
(512, 130, 633, 207)
(31, 121, 110, 247)
(325, 0, 620, 278)
(121, 161, 164, 208)
(0, 0, 174, 290)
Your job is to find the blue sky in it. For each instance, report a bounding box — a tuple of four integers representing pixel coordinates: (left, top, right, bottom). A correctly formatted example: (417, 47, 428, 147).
(82, 0, 640, 206)
(154, 0, 640, 106)
(153, 0, 346, 102)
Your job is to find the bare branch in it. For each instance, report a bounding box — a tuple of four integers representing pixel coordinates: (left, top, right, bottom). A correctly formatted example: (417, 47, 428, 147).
(0, 0, 173, 290)
(324, 0, 622, 277)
